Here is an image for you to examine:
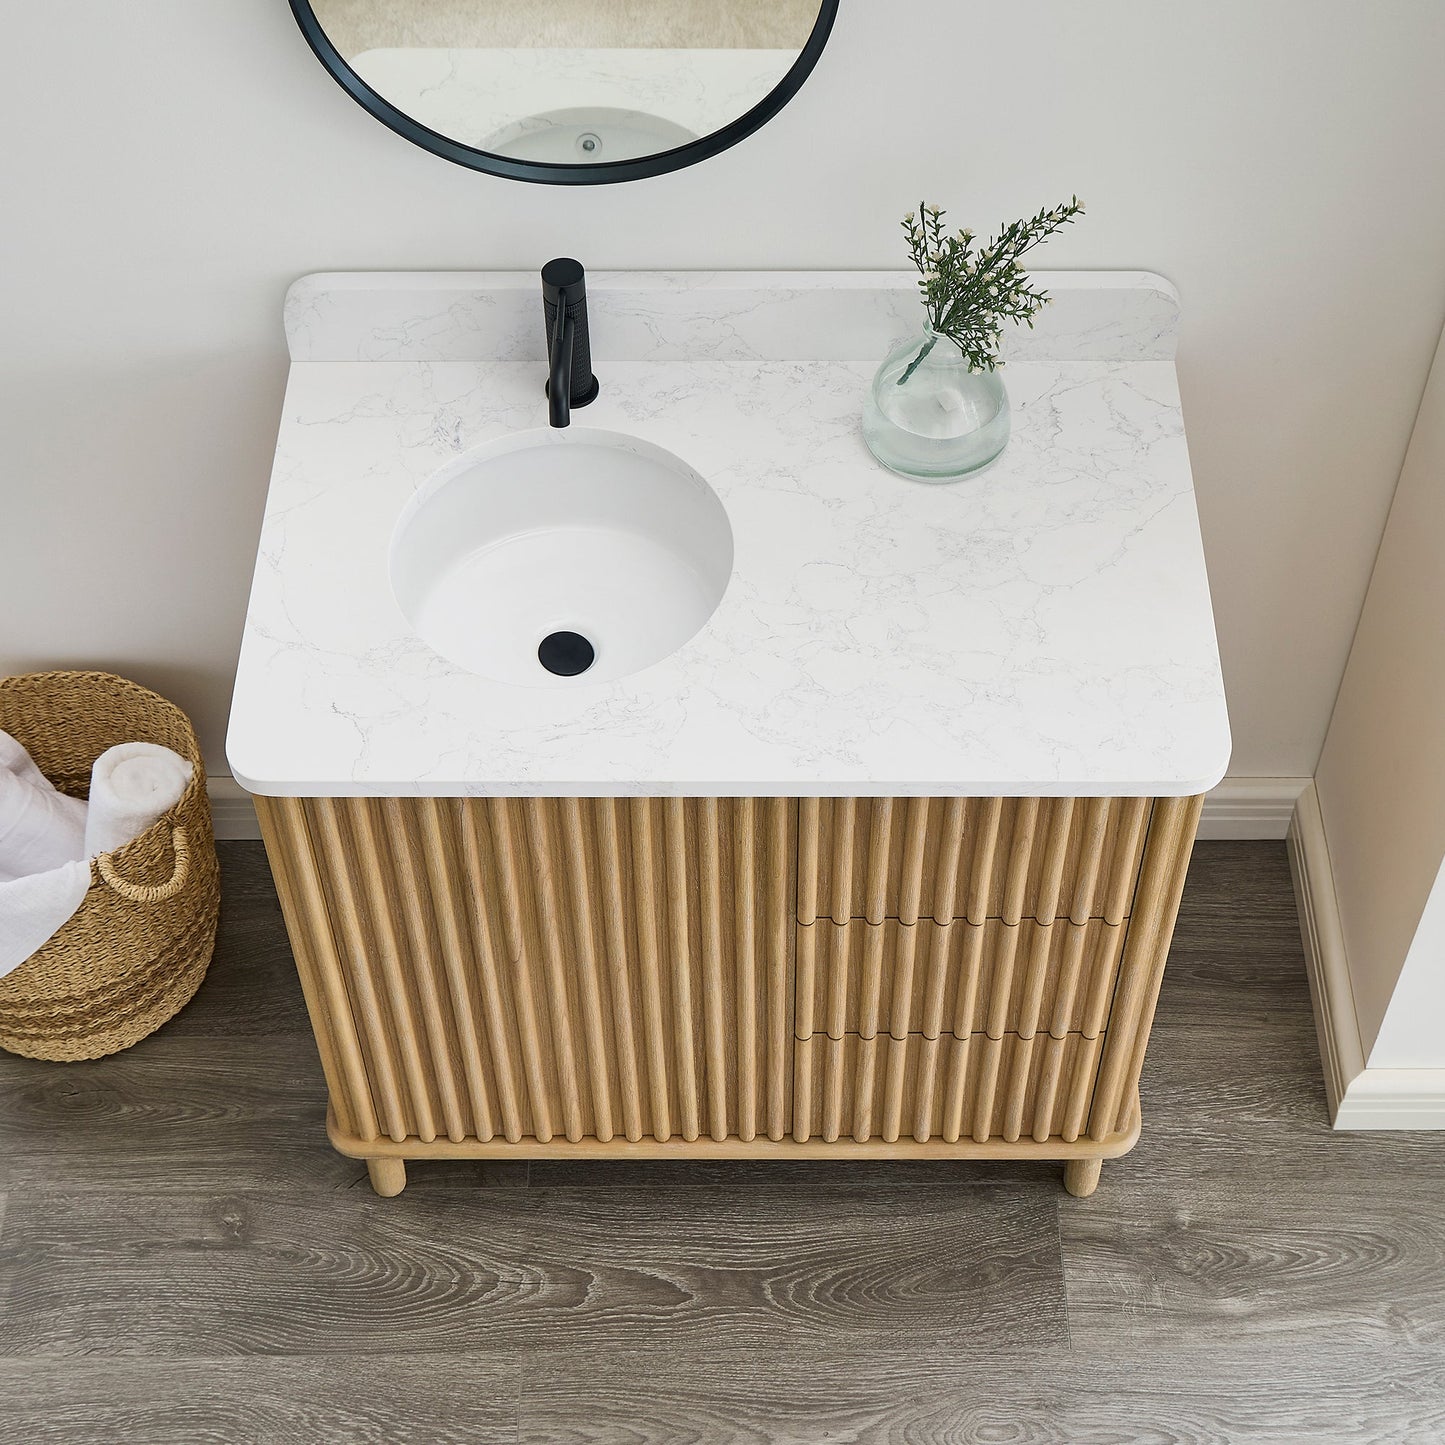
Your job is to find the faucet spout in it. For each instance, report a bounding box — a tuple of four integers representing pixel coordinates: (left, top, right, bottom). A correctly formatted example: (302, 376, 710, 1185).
(541, 257, 598, 429)
(548, 292, 575, 428)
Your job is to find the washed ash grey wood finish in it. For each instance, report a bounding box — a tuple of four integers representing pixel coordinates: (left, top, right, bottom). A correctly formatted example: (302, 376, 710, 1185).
(4, 842, 1445, 1442)
(252, 794, 1197, 1194)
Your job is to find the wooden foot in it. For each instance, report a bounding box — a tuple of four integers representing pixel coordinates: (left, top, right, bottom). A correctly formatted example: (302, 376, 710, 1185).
(1063, 1157, 1102, 1198)
(366, 1157, 407, 1197)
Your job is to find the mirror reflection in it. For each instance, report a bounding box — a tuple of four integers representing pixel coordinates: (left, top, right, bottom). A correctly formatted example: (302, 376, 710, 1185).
(308, 1, 825, 166)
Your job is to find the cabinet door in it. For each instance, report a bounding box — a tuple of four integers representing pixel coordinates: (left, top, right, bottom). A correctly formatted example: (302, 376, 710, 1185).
(261, 796, 798, 1148)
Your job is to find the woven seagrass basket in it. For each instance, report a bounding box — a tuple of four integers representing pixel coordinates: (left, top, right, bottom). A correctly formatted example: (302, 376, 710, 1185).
(0, 671, 220, 1060)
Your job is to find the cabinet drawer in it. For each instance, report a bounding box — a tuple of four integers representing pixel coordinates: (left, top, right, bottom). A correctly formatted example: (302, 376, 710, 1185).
(794, 1031, 1105, 1145)
(796, 917, 1125, 1040)
(798, 797, 1149, 926)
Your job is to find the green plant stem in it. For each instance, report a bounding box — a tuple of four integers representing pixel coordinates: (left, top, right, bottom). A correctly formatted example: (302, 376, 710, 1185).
(897, 332, 938, 386)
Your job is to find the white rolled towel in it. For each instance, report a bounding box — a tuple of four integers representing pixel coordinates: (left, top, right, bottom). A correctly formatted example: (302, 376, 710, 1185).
(0, 729, 57, 792)
(0, 730, 88, 883)
(0, 858, 92, 977)
(84, 742, 193, 859)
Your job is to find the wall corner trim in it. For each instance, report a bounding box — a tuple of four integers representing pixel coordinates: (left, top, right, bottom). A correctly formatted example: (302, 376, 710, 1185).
(1288, 782, 1445, 1131)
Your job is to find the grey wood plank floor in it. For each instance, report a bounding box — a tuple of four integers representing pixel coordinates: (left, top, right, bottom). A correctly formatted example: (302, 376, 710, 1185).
(2, 841, 1443, 1443)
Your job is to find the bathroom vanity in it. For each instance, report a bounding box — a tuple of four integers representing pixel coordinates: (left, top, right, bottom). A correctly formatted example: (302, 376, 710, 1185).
(228, 271, 1229, 1196)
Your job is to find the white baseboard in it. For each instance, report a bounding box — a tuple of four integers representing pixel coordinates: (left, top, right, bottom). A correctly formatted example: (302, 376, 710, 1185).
(1288, 782, 1445, 1130)
(205, 773, 1310, 845)
(1196, 776, 1309, 839)
(207, 774, 263, 841)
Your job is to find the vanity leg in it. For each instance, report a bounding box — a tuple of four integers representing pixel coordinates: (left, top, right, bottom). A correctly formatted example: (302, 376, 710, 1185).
(1063, 1157, 1102, 1198)
(366, 1157, 407, 1197)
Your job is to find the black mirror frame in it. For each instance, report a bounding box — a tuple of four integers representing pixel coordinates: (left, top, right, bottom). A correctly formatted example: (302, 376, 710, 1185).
(289, 0, 840, 185)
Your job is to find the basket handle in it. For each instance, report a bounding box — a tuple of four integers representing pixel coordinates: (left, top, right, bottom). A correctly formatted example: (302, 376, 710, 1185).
(97, 826, 191, 904)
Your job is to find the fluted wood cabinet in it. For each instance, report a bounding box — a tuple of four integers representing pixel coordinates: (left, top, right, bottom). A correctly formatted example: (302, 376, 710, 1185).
(255, 793, 1202, 1197)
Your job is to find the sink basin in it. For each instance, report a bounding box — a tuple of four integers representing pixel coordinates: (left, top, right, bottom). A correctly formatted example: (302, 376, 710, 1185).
(481, 107, 696, 164)
(390, 428, 733, 686)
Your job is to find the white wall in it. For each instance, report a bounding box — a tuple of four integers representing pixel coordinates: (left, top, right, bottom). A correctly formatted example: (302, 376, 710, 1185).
(1316, 320, 1445, 1067)
(3, 2, 1445, 776)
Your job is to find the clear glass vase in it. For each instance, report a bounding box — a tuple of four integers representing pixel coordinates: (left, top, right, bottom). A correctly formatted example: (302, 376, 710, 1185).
(862, 327, 1011, 481)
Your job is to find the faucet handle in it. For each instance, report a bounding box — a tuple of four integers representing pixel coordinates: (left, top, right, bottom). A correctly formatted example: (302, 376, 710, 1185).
(541, 256, 586, 306)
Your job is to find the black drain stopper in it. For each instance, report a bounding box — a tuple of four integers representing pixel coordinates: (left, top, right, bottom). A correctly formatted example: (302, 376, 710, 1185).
(538, 631, 595, 677)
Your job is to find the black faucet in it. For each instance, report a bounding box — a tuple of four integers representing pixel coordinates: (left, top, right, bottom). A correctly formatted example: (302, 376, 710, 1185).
(542, 257, 599, 428)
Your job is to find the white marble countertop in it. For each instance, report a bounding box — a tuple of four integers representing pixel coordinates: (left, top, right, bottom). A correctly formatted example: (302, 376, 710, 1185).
(226, 271, 1230, 797)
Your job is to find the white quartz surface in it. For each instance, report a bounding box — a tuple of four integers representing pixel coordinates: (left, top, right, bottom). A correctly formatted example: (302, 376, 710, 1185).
(227, 271, 1230, 797)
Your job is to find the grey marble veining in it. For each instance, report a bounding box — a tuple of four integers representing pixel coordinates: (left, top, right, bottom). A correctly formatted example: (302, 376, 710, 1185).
(228, 272, 1228, 797)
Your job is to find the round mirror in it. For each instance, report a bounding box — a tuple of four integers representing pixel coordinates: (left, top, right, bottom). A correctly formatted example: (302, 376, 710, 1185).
(290, 1, 840, 184)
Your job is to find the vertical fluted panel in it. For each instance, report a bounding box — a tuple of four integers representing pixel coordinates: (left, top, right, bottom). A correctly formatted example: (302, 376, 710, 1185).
(983, 924, 1024, 1040)
(964, 797, 1004, 925)
(1034, 798, 1075, 926)
(734, 799, 759, 1141)
(940, 1031, 973, 1143)
(521, 800, 586, 1143)
(594, 799, 643, 1141)
(1063, 1034, 1106, 1142)
(971, 1033, 1006, 1144)
(822, 1021, 846, 1142)
(828, 799, 857, 925)
(864, 799, 894, 925)
(664, 798, 701, 1142)
(1092, 795, 1204, 1138)
(254, 797, 378, 1143)
(1068, 797, 1112, 925)
(349, 800, 440, 1141)
(1001, 798, 1041, 926)
(628, 799, 673, 1143)
(884, 922, 921, 1043)
(897, 798, 930, 926)
(1103, 797, 1151, 925)
(765, 799, 792, 1141)
(415, 798, 501, 1142)
(999, 1032, 1037, 1143)
(382, 798, 468, 1143)
(793, 1033, 815, 1144)
(911, 1033, 943, 1143)
(797, 798, 821, 926)
(802, 1031, 1100, 1142)
(558, 798, 615, 1144)
(698, 797, 730, 1142)
(880, 1033, 909, 1143)
(1031, 1034, 1067, 1144)
(851, 1032, 880, 1143)
(456, 803, 529, 1142)
(266, 796, 795, 1151)
(307, 799, 411, 1143)
(259, 791, 1195, 1160)
(795, 917, 1128, 1040)
(800, 795, 1149, 926)
(485, 800, 560, 1143)
(917, 917, 952, 1040)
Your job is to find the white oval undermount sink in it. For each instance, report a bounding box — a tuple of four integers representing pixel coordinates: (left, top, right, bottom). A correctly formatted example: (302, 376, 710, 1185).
(390, 428, 733, 687)
(481, 108, 696, 164)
